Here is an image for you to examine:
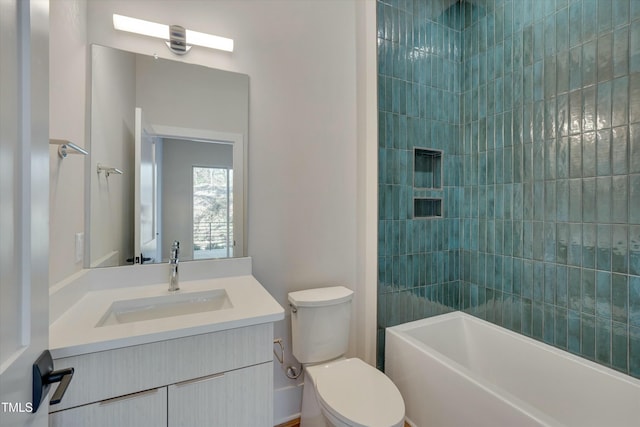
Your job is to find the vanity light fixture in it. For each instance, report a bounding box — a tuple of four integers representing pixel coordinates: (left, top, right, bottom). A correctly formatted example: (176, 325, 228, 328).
(112, 14, 234, 54)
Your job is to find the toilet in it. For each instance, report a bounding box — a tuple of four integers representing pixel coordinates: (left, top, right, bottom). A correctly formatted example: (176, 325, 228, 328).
(288, 286, 405, 427)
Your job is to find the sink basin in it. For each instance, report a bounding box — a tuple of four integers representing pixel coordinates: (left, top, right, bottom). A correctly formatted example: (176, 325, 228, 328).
(96, 289, 232, 327)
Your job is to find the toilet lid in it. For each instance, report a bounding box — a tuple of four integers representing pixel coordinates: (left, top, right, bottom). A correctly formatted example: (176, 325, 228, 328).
(312, 358, 405, 427)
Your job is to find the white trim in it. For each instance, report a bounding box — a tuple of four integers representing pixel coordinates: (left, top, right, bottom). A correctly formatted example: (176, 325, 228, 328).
(355, 0, 378, 365)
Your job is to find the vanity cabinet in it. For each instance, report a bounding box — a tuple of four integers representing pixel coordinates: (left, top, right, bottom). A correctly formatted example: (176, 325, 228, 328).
(49, 323, 273, 427)
(49, 388, 166, 427)
(168, 362, 271, 426)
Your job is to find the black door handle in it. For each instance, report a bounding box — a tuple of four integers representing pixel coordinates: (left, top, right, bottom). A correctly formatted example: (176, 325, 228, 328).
(32, 350, 74, 413)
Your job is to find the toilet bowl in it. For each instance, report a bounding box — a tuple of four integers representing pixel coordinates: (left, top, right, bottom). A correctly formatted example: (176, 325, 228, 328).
(288, 286, 405, 427)
(302, 358, 405, 427)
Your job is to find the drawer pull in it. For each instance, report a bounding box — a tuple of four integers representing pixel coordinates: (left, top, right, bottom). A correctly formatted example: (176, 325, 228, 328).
(175, 372, 224, 387)
(99, 388, 158, 405)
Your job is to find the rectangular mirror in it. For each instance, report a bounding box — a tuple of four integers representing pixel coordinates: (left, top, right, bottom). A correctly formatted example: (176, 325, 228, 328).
(89, 44, 248, 267)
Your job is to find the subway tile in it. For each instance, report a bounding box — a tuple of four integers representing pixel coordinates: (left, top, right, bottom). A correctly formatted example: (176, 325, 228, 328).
(568, 2, 582, 48)
(582, 223, 596, 269)
(544, 263, 556, 304)
(631, 326, 640, 378)
(569, 90, 583, 136)
(582, 131, 596, 177)
(582, 0, 597, 42)
(581, 313, 596, 360)
(596, 130, 612, 176)
(612, 225, 629, 274)
(597, 224, 612, 271)
(557, 137, 570, 179)
(556, 7, 569, 51)
(582, 178, 596, 223)
(596, 271, 612, 319)
(597, 0, 613, 34)
(595, 317, 611, 365)
(568, 310, 581, 354)
(544, 303, 555, 344)
(630, 74, 640, 123)
(631, 175, 640, 224)
(556, 265, 567, 312)
(612, 321, 628, 372)
(596, 80, 612, 130)
(612, 126, 629, 175)
(596, 177, 612, 223)
(568, 266, 582, 311)
(632, 0, 640, 21)
(612, 274, 628, 324)
(582, 86, 597, 132)
(612, 176, 628, 224)
(582, 40, 597, 87)
(533, 301, 544, 340)
(582, 269, 596, 315)
(632, 276, 640, 328)
(569, 135, 582, 178)
(631, 225, 640, 276)
(632, 124, 640, 173)
(556, 222, 569, 264)
(568, 179, 582, 222)
(612, 77, 629, 128)
(632, 20, 640, 73)
(613, 27, 629, 78)
(569, 46, 583, 91)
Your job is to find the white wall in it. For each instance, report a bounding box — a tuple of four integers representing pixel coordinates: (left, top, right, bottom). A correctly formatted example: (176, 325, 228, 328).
(135, 54, 249, 136)
(50, 0, 378, 423)
(89, 45, 136, 266)
(49, 0, 88, 284)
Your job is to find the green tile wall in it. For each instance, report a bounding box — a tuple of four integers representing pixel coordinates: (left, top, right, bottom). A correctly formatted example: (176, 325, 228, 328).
(378, 0, 640, 379)
(377, 0, 465, 369)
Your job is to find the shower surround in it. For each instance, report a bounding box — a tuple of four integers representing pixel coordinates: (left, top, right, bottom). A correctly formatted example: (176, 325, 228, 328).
(377, 0, 640, 380)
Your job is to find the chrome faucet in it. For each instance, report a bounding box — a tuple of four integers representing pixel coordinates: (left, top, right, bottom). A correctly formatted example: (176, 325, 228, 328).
(169, 241, 180, 291)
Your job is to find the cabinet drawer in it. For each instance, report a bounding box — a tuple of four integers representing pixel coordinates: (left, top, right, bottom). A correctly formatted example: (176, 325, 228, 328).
(168, 362, 273, 427)
(50, 387, 167, 427)
(51, 323, 272, 411)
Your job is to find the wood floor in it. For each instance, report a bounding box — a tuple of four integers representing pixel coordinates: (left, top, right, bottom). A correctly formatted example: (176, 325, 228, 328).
(275, 418, 410, 427)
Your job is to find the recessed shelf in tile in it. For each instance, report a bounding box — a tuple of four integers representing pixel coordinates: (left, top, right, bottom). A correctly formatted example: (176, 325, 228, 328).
(414, 148, 442, 189)
(414, 198, 442, 218)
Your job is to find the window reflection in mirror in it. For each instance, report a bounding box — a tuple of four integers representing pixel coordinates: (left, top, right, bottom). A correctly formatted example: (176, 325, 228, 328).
(89, 44, 248, 267)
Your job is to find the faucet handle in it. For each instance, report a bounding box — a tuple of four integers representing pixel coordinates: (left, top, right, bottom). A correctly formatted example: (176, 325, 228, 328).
(170, 240, 180, 259)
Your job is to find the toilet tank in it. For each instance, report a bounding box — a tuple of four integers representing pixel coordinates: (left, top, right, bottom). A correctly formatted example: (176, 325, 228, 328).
(288, 286, 353, 364)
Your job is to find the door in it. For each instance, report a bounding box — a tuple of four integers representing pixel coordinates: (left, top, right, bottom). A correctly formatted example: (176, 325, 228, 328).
(0, 0, 50, 426)
(134, 107, 159, 263)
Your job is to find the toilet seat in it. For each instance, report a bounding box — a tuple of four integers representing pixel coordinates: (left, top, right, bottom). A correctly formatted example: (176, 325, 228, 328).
(308, 358, 405, 427)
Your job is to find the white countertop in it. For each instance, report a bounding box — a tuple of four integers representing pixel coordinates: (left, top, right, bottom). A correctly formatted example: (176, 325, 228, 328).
(50, 274, 284, 359)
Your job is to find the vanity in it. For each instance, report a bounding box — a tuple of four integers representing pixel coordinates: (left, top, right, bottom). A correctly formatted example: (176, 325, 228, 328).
(48, 257, 283, 426)
(47, 33, 272, 425)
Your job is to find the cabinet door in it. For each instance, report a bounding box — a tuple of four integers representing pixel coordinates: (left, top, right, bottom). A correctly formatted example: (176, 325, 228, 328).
(168, 362, 272, 427)
(49, 387, 167, 427)
(168, 371, 228, 426)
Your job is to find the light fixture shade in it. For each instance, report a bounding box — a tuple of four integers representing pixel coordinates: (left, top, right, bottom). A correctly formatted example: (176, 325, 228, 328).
(112, 14, 234, 53)
(186, 29, 234, 52)
(113, 14, 169, 40)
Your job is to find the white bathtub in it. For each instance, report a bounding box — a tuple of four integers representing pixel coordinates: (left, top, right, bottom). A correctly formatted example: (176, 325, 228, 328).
(386, 311, 640, 427)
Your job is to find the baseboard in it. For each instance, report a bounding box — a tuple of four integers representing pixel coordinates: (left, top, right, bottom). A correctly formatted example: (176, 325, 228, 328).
(275, 418, 300, 427)
(274, 383, 303, 425)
